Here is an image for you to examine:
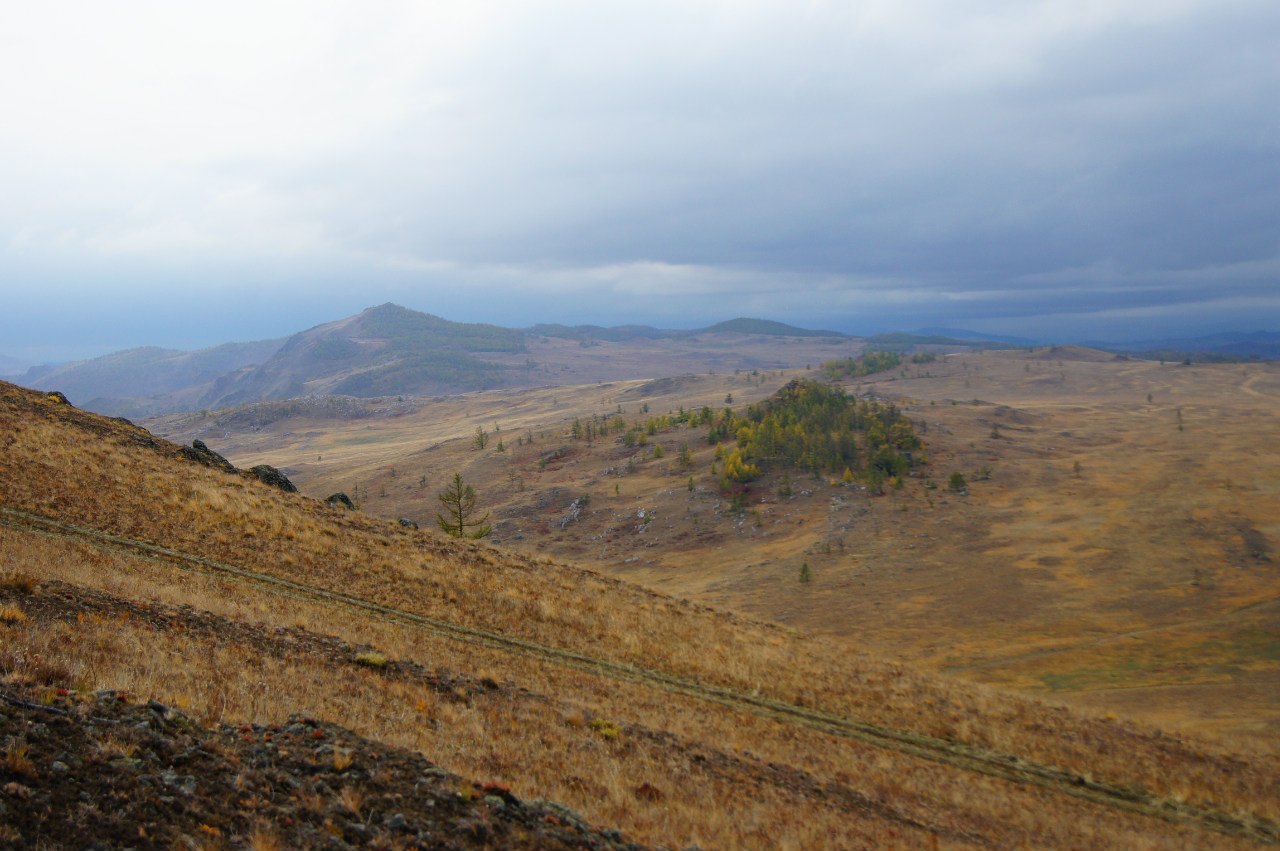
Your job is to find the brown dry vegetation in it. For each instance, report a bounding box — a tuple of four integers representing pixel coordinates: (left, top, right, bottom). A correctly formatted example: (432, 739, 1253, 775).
(155, 349, 1280, 751)
(3, 380, 1279, 847)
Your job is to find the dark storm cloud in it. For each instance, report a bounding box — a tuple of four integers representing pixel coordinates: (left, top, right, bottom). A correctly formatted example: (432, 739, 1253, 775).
(0, 1, 1277, 361)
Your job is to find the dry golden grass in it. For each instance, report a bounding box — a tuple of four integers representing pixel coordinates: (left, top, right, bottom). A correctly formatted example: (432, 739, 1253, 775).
(2, 379, 1278, 847)
(3, 738, 35, 777)
(168, 352, 1280, 750)
(0, 541, 1261, 850)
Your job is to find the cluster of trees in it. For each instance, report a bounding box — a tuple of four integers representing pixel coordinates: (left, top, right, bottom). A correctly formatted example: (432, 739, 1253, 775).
(567, 406, 720, 448)
(570, 413, 631, 443)
(821, 350, 904, 379)
(710, 379, 922, 489)
(555, 377, 923, 500)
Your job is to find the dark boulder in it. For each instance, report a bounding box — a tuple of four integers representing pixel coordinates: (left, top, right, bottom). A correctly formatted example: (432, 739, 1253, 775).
(180, 439, 237, 474)
(326, 492, 355, 510)
(44, 391, 71, 405)
(248, 464, 297, 493)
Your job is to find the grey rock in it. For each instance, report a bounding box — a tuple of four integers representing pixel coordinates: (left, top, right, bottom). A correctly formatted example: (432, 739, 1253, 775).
(248, 464, 297, 492)
(326, 492, 355, 510)
(180, 439, 237, 474)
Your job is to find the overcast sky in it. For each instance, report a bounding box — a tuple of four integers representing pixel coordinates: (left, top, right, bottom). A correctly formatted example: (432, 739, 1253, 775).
(2, 1, 1278, 363)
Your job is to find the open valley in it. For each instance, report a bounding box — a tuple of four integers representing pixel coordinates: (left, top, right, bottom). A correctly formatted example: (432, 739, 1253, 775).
(149, 348, 1280, 752)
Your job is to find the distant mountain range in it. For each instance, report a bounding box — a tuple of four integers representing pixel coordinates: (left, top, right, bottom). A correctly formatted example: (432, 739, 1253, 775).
(0, 354, 31, 377)
(197, 303, 524, 411)
(917, 328, 1280, 360)
(9, 305, 866, 417)
(912, 327, 1040, 347)
(11, 304, 1274, 418)
(1086, 331, 1280, 361)
(16, 340, 286, 417)
(528, 317, 848, 341)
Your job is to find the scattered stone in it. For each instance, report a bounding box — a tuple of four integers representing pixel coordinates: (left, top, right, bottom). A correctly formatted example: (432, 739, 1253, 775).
(326, 492, 355, 510)
(247, 464, 297, 493)
(180, 439, 237, 474)
(0, 593, 640, 850)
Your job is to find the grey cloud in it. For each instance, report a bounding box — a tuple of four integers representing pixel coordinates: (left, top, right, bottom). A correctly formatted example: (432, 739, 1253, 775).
(0, 1, 1277, 359)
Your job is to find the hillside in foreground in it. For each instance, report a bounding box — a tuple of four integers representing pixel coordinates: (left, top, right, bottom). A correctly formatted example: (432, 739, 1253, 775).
(3, 381, 1279, 847)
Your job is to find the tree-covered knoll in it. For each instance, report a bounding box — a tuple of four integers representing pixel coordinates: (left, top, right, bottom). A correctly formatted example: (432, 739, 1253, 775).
(712, 379, 921, 484)
(561, 378, 923, 491)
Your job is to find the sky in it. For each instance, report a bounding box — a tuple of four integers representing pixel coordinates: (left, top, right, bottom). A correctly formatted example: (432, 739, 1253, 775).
(1, 0, 1278, 363)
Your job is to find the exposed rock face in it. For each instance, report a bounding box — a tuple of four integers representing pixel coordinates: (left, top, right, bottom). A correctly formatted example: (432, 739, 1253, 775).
(247, 464, 297, 493)
(326, 492, 355, 510)
(179, 439, 237, 475)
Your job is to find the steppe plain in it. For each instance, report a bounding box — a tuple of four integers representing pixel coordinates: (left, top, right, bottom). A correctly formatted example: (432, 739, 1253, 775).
(151, 343, 1280, 750)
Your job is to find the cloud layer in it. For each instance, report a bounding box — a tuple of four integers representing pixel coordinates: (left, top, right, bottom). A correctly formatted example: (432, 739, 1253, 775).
(2, 1, 1277, 359)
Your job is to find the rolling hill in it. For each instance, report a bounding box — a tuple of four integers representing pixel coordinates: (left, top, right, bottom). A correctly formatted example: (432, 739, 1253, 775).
(3, 379, 1279, 847)
(0, 354, 30, 378)
(14, 306, 873, 418)
(196, 303, 525, 410)
(699, 318, 848, 338)
(14, 338, 285, 417)
(146, 348, 1280, 753)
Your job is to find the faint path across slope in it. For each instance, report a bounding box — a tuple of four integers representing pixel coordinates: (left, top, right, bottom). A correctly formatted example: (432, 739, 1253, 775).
(1, 504, 1276, 846)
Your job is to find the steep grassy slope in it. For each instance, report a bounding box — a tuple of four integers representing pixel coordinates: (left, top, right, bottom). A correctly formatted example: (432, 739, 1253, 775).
(3, 381, 1278, 847)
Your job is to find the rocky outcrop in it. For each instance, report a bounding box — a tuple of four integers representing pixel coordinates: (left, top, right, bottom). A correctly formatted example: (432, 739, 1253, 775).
(179, 439, 237, 475)
(247, 464, 297, 493)
(326, 492, 355, 510)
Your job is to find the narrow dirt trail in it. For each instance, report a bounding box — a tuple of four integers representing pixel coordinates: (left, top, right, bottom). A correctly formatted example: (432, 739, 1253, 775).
(3, 504, 1276, 845)
(6, 578, 981, 844)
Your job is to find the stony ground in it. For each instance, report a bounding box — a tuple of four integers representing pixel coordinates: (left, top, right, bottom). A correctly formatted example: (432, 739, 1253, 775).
(1, 580, 935, 849)
(0, 680, 643, 850)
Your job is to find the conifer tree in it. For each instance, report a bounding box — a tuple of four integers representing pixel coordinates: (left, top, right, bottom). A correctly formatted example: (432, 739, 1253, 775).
(436, 473, 492, 538)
